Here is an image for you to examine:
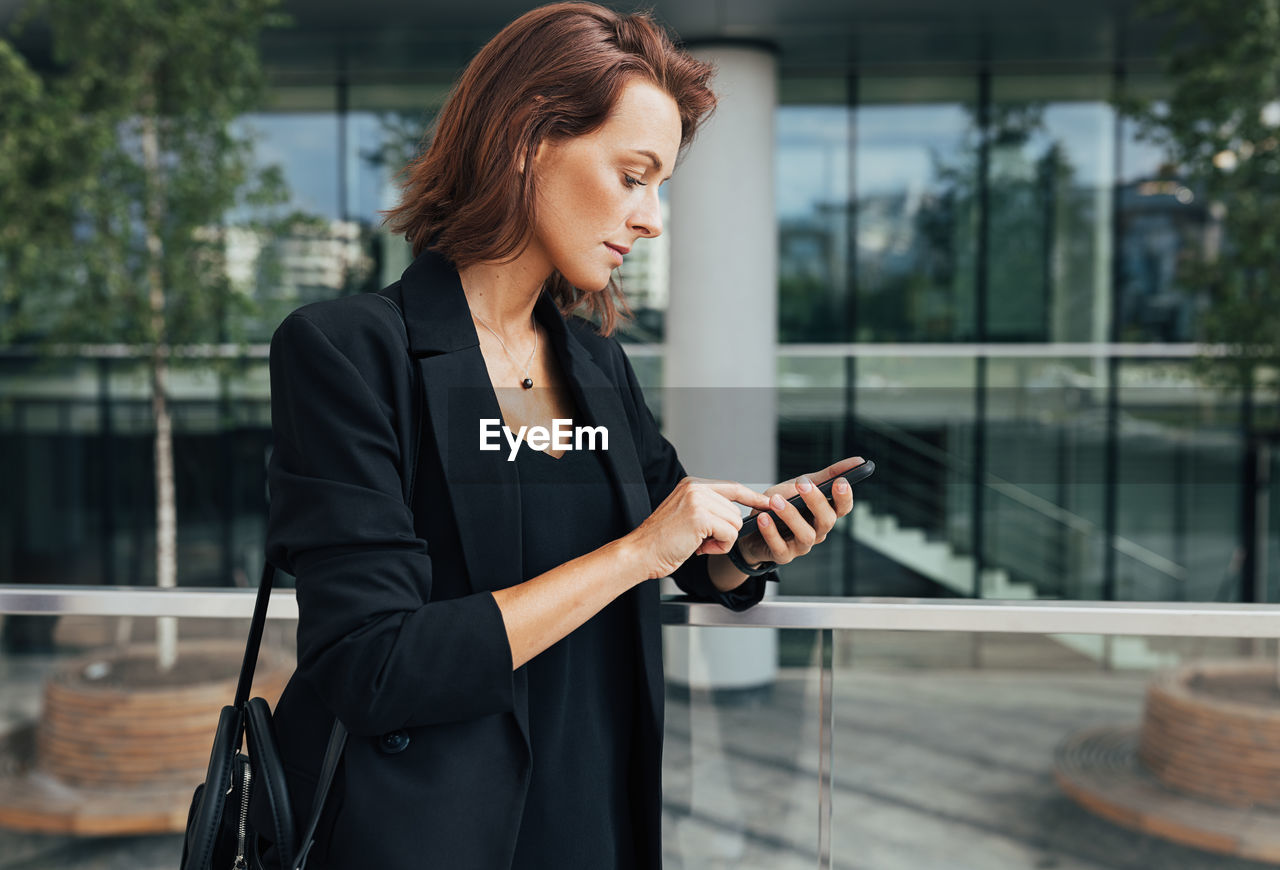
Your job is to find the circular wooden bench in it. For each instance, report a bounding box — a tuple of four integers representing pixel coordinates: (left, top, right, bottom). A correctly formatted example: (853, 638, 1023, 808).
(1056, 659, 1280, 864)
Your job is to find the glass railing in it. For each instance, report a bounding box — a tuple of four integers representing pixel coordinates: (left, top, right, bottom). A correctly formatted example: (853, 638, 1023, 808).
(3, 587, 1279, 868)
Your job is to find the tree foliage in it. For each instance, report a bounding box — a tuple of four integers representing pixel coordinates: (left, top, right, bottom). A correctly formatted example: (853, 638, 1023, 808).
(0, 0, 289, 349)
(1121, 0, 1280, 393)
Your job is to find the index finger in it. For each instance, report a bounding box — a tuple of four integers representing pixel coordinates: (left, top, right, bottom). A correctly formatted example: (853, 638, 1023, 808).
(703, 480, 773, 512)
(810, 455, 864, 485)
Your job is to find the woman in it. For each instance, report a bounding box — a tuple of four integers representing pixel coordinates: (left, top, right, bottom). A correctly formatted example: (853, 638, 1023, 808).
(264, 3, 862, 868)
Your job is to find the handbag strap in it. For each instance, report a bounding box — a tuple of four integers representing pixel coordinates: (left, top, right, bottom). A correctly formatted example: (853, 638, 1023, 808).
(293, 719, 348, 870)
(234, 561, 275, 709)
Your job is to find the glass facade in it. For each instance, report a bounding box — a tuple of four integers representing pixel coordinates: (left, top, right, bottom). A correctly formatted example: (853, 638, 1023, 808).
(3, 49, 1277, 608)
(0, 18, 1274, 583)
(768, 69, 1277, 604)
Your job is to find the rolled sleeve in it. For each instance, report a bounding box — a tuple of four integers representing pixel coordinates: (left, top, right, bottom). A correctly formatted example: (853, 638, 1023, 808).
(266, 310, 514, 736)
(614, 342, 769, 612)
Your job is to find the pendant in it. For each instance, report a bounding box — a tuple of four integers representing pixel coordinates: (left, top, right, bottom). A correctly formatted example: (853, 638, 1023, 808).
(522, 378, 534, 389)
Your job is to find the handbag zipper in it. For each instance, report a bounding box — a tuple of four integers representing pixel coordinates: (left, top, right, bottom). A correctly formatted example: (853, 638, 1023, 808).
(234, 757, 252, 870)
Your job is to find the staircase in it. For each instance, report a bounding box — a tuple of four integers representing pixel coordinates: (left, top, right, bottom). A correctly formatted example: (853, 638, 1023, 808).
(848, 497, 1189, 668)
(850, 501, 1037, 599)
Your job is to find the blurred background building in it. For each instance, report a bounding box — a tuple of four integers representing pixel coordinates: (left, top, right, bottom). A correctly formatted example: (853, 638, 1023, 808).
(3, 0, 1271, 610)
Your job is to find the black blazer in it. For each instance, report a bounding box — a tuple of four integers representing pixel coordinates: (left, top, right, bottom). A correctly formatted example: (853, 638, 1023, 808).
(263, 247, 772, 869)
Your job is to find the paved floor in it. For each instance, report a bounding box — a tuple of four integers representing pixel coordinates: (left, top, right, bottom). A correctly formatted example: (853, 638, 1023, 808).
(0, 624, 1276, 869)
(663, 670, 1266, 869)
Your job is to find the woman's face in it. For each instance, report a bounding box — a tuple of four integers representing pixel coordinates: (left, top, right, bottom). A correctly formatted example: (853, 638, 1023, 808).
(526, 78, 682, 291)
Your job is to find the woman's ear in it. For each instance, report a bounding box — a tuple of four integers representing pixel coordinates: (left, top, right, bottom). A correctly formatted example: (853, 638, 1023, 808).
(519, 139, 549, 176)
(513, 95, 549, 176)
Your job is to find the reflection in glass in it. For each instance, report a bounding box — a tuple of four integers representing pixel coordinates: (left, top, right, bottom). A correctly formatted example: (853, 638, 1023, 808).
(854, 96, 977, 342)
(1118, 94, 1208, 343)
(1115, 360, 1243, 602)
(777, 105, 852, 343)
(0, 356, 272, 592)
(231, 110, 370, 341)
(347, 106, 430, 291)
(979, 356, 1110, 600)
(987, 82, 1114, 343)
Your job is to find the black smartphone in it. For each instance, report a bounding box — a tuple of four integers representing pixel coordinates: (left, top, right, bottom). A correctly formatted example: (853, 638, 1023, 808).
(739, 459, 875, 540)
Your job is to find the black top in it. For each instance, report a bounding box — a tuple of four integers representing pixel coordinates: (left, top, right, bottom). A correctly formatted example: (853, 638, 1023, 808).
(509, 441, 639, 870)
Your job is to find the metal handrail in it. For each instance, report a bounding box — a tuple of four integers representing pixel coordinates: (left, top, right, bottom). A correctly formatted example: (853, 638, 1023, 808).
(2, 585, 1279, 637)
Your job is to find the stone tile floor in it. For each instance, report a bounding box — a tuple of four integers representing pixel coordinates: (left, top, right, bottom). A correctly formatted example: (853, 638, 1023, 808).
(1, 628, 1277, 869)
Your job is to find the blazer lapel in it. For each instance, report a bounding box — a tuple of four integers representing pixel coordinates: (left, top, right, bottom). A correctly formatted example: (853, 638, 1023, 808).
(398, 250, 523, 596)
(533, 290, 653, 531)
(398, 247, 656, 588)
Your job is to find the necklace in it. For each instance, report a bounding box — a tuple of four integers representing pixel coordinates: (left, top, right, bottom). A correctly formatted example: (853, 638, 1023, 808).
(473, 311, 537, 389)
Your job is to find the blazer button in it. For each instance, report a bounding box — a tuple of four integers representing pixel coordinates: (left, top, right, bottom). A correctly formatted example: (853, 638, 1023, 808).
(379, 729, 410, 754)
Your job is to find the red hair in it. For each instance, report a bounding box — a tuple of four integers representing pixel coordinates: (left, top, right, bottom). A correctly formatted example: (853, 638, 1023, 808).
(383, 2, 717, 336)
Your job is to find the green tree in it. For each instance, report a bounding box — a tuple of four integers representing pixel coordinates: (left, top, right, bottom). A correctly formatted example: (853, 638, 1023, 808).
(1121, 0, 1280, 390)
(0, 0, 289, 669)
(1120, 0, 1280, 604)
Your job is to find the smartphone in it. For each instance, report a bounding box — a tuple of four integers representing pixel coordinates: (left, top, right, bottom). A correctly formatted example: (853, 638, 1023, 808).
(739, 459, 875, 540)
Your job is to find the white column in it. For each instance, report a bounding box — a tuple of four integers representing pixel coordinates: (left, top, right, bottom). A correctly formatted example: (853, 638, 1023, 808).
(663, 44, 778, 691)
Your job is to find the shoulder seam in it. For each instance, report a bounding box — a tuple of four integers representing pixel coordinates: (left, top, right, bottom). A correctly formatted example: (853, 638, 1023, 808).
(372, 294, 410, 349)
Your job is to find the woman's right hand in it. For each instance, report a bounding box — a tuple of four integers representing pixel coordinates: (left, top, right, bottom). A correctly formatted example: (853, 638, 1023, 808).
(623, 477, 774, 581)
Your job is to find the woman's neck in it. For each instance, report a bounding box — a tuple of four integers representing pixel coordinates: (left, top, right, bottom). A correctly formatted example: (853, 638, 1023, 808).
(457, 255, 551, 341)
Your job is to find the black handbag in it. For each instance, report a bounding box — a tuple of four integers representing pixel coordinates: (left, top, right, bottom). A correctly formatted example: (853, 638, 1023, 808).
(181, 293, 420, 870)
(180, 562, 346, 870)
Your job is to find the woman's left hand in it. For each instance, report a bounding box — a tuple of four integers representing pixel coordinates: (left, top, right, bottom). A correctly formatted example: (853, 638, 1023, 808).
(735, 456, 864, 568)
